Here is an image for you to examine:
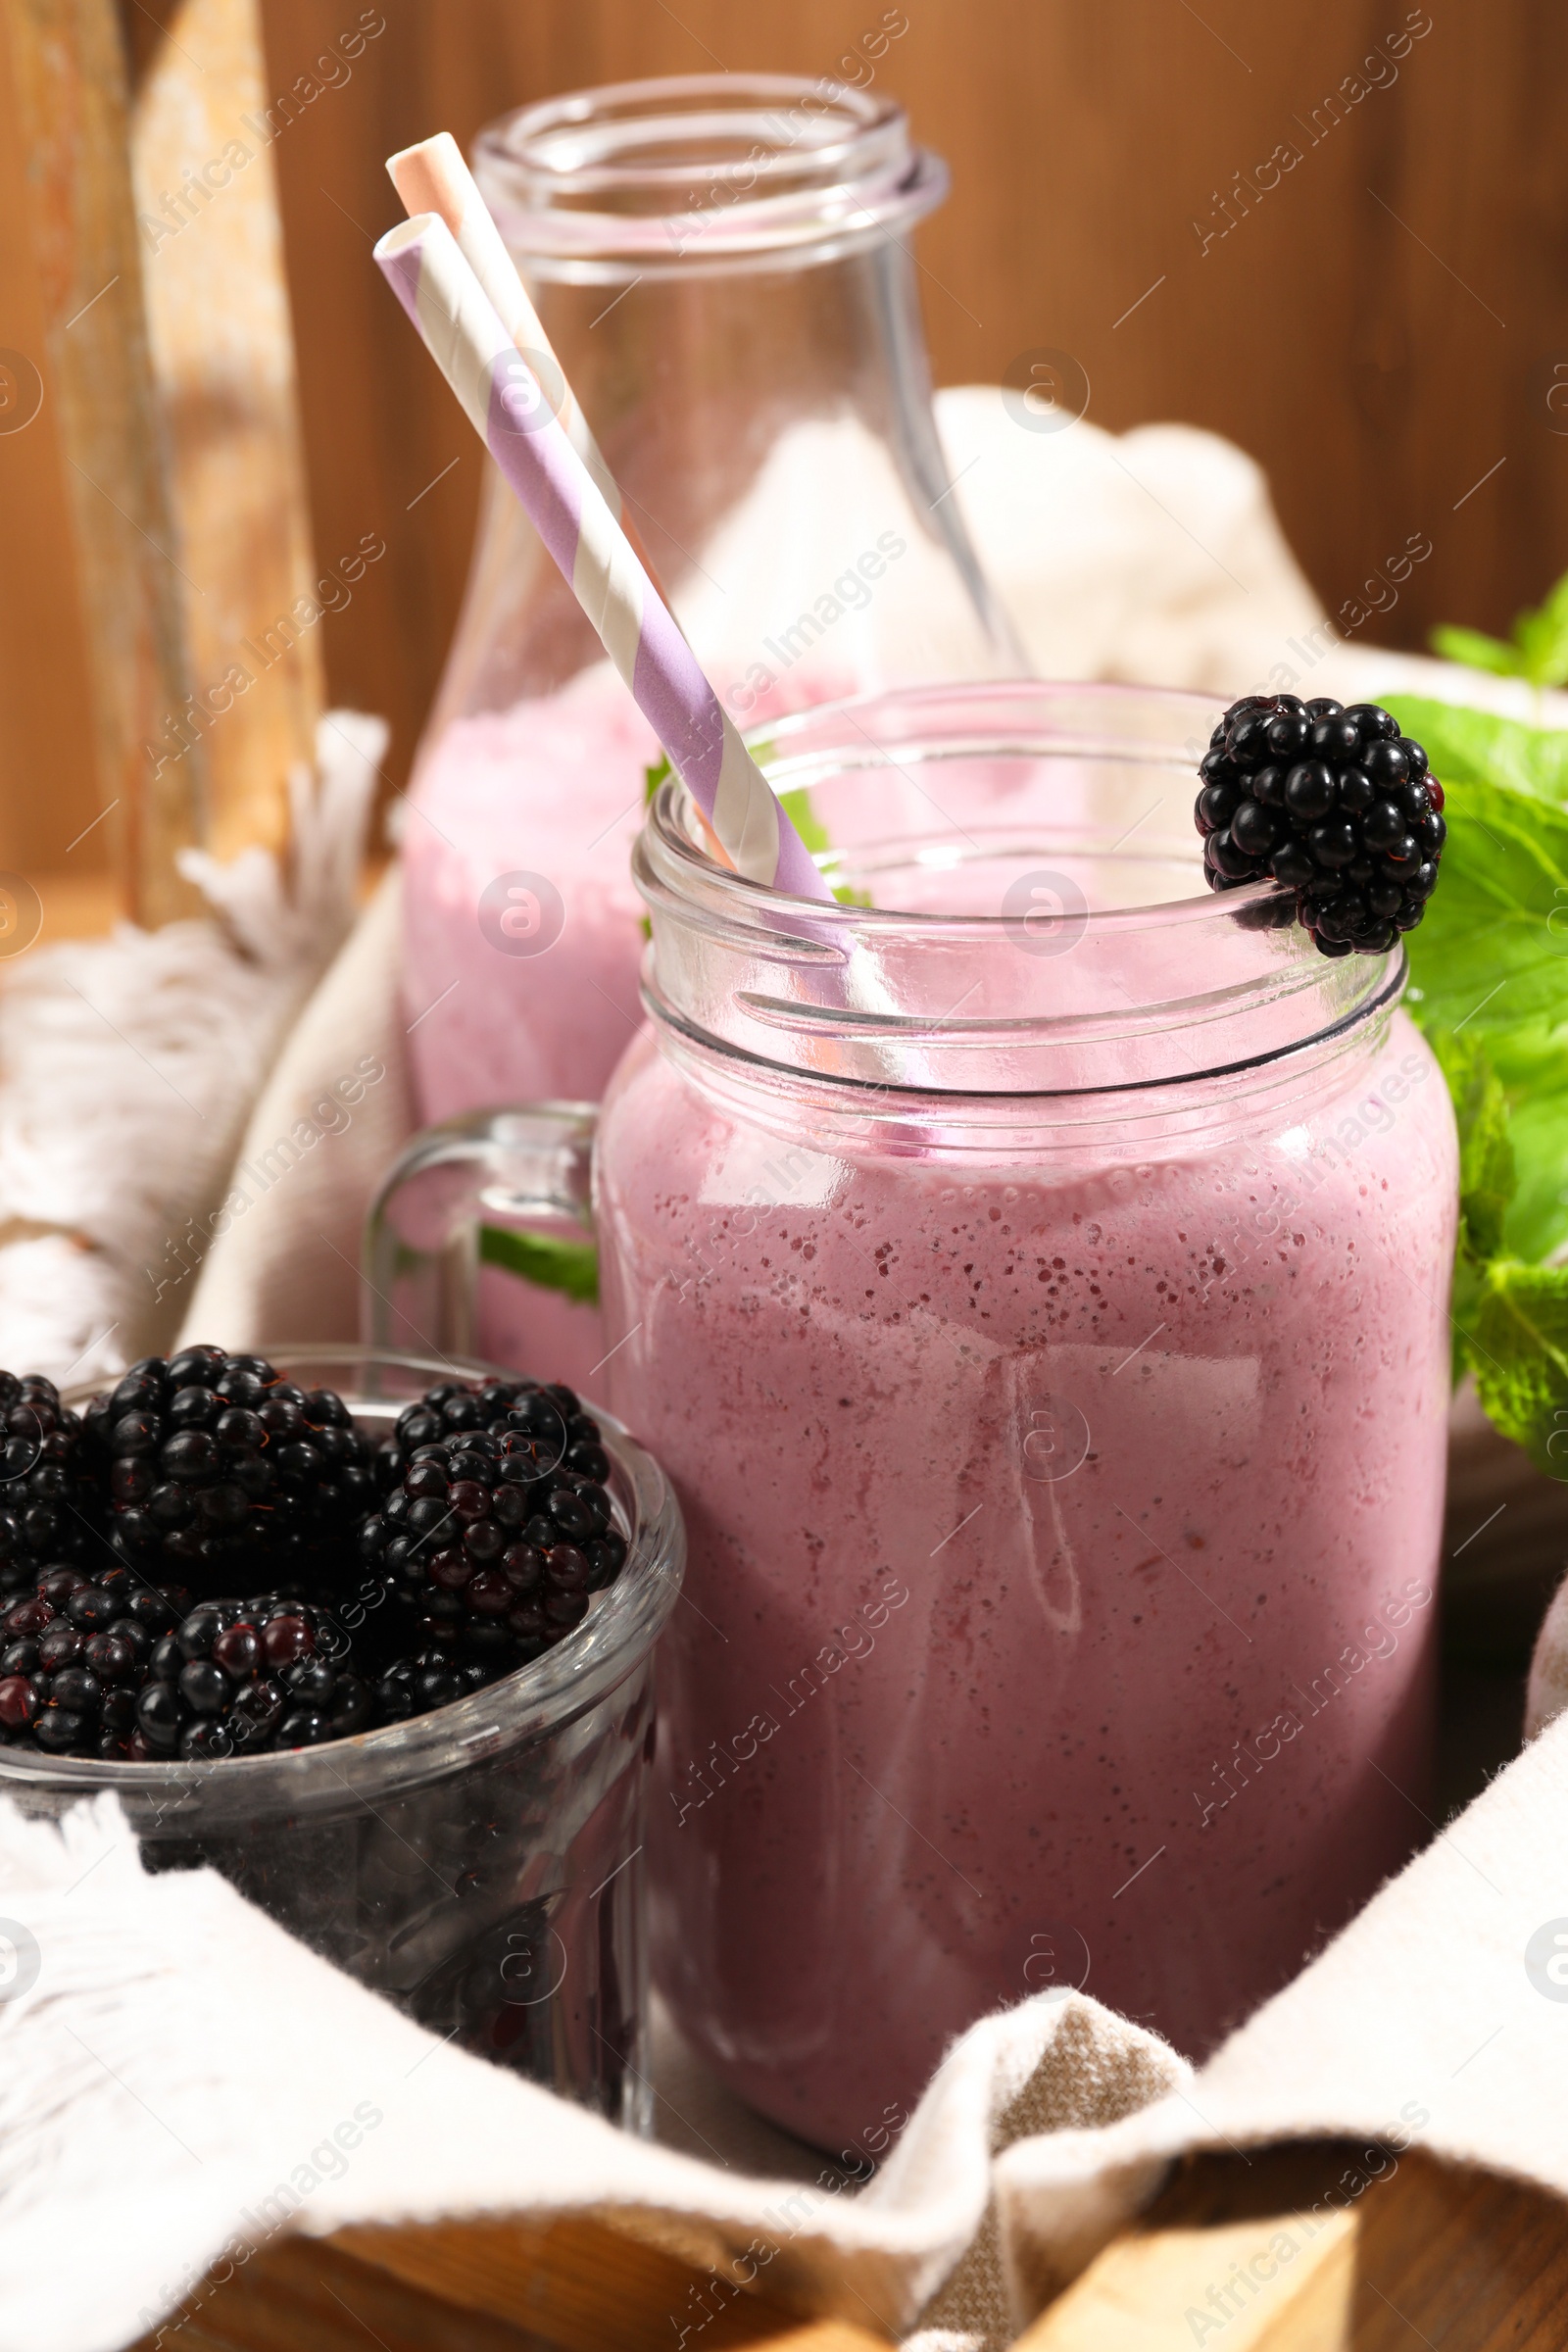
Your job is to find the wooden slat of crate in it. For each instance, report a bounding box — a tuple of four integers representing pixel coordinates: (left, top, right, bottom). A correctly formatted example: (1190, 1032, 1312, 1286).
(127, 0, 322, 864)
(1016, 2142, 1568, 2349)
(0, 9, 104, 889)
(0, 0, 201, 924)
(0, 0, 322, 925)
(123, 2211, 890, 2352)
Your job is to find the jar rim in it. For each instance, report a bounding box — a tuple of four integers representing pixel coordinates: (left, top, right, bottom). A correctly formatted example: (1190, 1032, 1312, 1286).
(633, 680, 1405, 1100)
(474, 73, 947, 280)
(1, 1348, 683, 1817)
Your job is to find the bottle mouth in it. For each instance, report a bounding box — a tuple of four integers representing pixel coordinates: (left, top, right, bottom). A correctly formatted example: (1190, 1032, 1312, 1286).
(473, 73, 947, 280)
(633, 681, 1404, 1104)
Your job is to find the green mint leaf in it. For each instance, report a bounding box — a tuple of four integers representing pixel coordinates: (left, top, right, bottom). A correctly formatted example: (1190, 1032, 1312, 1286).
(1383, 694, 1568, 806)
(779, 784, 830, 857)
(1428, 1029, 1515, 1265)
(1505, 1090, 1568, 1267)
(478, 1224, 600, 1305)
(644, 753, 672, 807)
(1397, 766, 1568, 1048)
(1396, 760, 1568, 1261)
(778, 783, 869, 906)
(1386, 698, 1568, 1264)
(1471, 1259, 1568, 1481)
(1515, 580, 1568, 687)
(1429, 623, 1526, 678)
(1429, 564, 1568, 688)
(1448, 1249, 1485, 1388)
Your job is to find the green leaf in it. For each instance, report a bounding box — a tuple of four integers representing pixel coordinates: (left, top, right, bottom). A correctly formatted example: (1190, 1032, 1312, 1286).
(1429, 623, 1526, 679)
(1514, 569, 1568, 688)
(1501, 1090, 1568, 1266)
(1428, 1029, 1515, 1265)
(1397, 762, 1568, 1260)
(643, 753, 672, 806)
(1386, 698, 1568, 1266)
(1396, 761, 1568, 1051)
(1383, 695, 1568, 806)
(1448, 1249, 1486, 1388)
(477, 1224, 599, 1305)
(778, 784, 830, 858)
(647, 751, 870, 898)
(778, 784, 870, 906)
(1471, 1259, 1568, 1481)
(1429, 564, 1568, 688)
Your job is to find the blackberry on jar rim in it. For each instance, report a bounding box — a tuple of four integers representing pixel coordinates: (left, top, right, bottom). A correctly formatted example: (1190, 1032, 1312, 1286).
(1194, 694, 1446, 957)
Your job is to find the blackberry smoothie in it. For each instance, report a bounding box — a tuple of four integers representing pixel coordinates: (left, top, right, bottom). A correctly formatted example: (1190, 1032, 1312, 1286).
(601, 1020, 1451, 2140)
(403, 663, 655, 1122)
(593, 683, 1457, 2147)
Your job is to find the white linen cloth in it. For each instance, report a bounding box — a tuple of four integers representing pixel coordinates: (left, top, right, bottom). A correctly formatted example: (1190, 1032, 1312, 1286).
(6, 1707, 1568, 2352)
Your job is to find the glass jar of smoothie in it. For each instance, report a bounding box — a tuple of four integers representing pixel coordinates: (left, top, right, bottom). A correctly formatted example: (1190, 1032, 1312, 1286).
(400, 73, 1022, 1392)
(373, 683, 1456, 2148)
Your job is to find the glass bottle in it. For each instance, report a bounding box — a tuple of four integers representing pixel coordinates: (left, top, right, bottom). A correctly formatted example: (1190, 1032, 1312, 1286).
(399, 73, 1023, 1391)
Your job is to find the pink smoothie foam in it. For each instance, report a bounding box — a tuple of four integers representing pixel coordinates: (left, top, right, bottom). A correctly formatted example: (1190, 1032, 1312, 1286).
(403, 663, 657, 1120)
(597, 1014, 1455, 2148)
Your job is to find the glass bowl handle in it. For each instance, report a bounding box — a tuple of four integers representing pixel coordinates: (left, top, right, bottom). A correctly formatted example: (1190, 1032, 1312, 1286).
(362, 1104, 599, 1362)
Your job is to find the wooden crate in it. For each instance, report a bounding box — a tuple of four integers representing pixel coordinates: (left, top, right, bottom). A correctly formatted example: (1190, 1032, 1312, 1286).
(0, 0, 321, 931)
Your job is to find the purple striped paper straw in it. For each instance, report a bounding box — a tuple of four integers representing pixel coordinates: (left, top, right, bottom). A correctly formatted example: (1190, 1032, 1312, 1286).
(374, 212, 830, 905)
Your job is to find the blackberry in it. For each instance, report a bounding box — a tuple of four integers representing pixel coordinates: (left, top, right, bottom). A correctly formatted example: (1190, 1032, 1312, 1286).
(91, 1348, 375, 1597)
(0, 1566, 182, 1759)
(369, 1645, 495, 1727)
(359, 1382, 623, 1673)
(0, 1372, 105, 1592)
(383, 1376, 598, 1479)
(131, 1594, 369, 1762)
(1195, 696, 1446, 957)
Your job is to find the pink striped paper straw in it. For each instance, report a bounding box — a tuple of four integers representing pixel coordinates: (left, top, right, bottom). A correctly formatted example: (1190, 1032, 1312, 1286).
(387, 136, 620, 524)
(375, 211, 830, 904)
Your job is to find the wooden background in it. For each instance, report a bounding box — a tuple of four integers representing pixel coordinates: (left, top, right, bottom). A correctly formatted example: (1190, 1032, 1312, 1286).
(6, 0, 1568, 885)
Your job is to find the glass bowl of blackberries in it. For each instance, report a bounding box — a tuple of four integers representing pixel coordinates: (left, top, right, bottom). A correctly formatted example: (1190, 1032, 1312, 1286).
(0, 1346, 683, 2132)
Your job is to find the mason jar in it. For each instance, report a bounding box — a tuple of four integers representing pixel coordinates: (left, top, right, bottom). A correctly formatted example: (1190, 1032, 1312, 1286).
(374, 684, 1456, 2148)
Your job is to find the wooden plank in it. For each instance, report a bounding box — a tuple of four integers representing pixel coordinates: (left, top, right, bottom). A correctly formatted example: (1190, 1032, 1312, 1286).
(120, 2211, 891, 2352)
(126, 0, 323, 863)
(1017, 2143, 1568, 2350)
(0, 4, 105, 891)
(1, 0, 202, 923)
